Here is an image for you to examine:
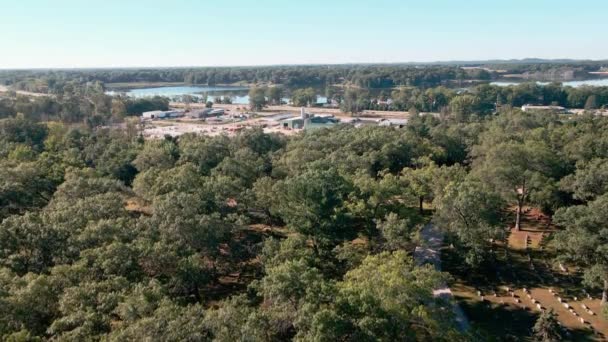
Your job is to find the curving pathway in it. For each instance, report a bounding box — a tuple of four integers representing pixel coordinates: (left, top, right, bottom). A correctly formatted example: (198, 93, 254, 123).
(414, 223, 470, 331)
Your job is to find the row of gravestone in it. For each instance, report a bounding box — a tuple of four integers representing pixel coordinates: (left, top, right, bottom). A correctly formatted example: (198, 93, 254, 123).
(550, 288, 604, 338)
(480, 286, 603, 339)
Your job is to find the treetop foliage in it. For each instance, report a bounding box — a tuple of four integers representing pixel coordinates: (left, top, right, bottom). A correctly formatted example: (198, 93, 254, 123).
(3, 91, 608, 339)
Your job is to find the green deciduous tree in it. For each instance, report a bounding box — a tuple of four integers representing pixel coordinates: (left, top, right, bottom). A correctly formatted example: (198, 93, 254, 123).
(273, 167, 353, 252)
(434, 179, 504, 268)
(560, 158, 608, 202)
(474, 139, 560, 230)
(553, 194, 608, 306)
(132, 139, 178, 172)
(111, 299, 209, 341)
(301, 251, 460, 341)
(204, 295, 275, 341)
(376, 212, 413, 251)
(291, 88, 317, 107)
(532, 309, 562, 342)
(266, 86, 284, 105)
(260, 259, 326, 314)
(248, 86, 267, 111)
(401, 161, 437, 214)
(0, 115, 48, 150)
(449, 94, 480, 121)
(341, 88, 369, 115)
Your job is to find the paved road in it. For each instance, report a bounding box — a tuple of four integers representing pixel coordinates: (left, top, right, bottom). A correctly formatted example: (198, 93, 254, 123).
(414, 223, 470, 331)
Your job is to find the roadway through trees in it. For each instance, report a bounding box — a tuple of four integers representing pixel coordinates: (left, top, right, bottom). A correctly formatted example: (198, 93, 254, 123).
(414, 223, 470, 331)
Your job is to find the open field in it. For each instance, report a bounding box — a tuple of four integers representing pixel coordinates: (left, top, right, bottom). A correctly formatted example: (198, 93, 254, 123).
(140, 102, 413, 139)
(170, 102, 413, 119)
(0, 85, 50, 97)
(141, 116, 301, 139)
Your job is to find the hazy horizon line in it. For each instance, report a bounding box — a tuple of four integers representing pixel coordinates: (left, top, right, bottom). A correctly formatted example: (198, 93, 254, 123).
(2, 57, 608, 71)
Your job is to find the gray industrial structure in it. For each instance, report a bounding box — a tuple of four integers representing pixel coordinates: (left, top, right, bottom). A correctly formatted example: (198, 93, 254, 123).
(280, 107, 339, 130)
(142, 110, 184, 119)
(186, 108, 225, 119)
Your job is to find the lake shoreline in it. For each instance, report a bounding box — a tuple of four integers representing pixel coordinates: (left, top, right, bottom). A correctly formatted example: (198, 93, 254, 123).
(105, 81, 255, 90)
(106, 76, 608, 94)
(491, 78, 608, 87)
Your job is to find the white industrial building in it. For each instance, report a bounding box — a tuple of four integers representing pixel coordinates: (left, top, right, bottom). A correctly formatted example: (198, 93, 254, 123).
(378, 118, 408, 128)
(521, 105, 567, 113)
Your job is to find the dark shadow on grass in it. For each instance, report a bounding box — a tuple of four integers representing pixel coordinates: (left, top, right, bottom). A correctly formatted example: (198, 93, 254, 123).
(442, 238, 600, 341)
(458, 297, 595, 341)
(458, 297, 537, 341)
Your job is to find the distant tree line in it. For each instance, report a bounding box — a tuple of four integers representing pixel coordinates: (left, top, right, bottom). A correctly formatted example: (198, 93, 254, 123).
(337, 83, 608, 115)
(0, 81, 168, 126)
(0, 65, 489, 90)
(3, 62, 606, 93)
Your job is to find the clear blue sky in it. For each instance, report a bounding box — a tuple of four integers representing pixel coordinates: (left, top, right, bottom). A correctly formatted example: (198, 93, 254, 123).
(1, 0, 606, 68)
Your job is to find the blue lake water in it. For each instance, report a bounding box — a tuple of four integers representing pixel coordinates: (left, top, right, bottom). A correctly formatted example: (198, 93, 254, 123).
(106, 86, 251, 104)
(491, 79, 608, 87)
(106, 86, 328, 105)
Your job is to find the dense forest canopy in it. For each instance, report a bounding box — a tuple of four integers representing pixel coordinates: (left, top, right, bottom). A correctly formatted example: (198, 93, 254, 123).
(2, 60, 608, 340)
(2, 100, 608, 339)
